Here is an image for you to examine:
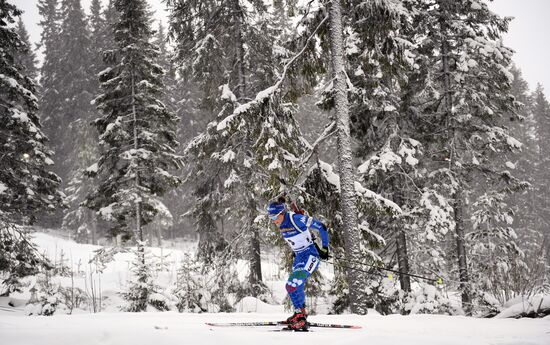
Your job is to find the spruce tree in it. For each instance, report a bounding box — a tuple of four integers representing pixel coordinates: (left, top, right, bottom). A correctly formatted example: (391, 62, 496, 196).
(289, 0, 415, 313)
(532, 84, 550, 264)
(500, 68, 545, 284)
(0, 0, 63, 225)
(13, 18, 37, 81)
(58, 0, 99, 243)
(85, 0, 182, 310)
(416, 0, 524, 312)
(37, 0, 61, 171)
(167, 0, 305, 296)
(0, 0, 62, 294)
(341, 0, 423, 300)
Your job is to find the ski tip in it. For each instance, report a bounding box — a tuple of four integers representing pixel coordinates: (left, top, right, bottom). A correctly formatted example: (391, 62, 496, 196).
(350, 325, 362, 329)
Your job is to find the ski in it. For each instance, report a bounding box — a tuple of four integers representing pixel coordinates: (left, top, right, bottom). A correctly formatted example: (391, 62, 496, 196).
(205, 321, 362, 329)
(270, 328, 311, 332)
(206, 321, 284, 327)
(305, 322, 362, 329)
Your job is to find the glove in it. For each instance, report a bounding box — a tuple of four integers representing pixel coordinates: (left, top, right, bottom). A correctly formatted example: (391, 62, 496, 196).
(315, 242, 330, 260)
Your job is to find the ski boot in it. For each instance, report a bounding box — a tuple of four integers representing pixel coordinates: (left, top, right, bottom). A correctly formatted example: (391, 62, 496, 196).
(286, 307, 309, 331)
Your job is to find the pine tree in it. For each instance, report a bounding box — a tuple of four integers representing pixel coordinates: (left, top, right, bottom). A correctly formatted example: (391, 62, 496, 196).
(37, 0, 61, 172)
(504, 67, 538, 238)
(58, 0, 99, 243)
(88, 0, 105, 93)
(0, 0, 63, 225)
(269, 0, 423, 314)
(340, 0, 424, 300)
(85, 0, 182, 310)
(416, 0, 524, 312)
(13, 18, 37, 81)
(532, 84, 550, 264)
(501, 68, 544, 278)
(0, 0, 62, 294)
(167, 0, 307, 296)
(35, 0, 64, 228)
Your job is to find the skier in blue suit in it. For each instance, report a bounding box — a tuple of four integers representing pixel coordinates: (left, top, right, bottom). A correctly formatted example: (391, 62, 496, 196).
(267, 199, 330, 331)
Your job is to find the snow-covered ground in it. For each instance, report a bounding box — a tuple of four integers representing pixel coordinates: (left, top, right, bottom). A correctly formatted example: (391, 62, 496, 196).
(1, 310, 549, 345)
(1, 231, 549, 344)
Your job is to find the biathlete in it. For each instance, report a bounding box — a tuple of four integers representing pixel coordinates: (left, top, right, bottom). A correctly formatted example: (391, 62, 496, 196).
(267, 199, 330, 331)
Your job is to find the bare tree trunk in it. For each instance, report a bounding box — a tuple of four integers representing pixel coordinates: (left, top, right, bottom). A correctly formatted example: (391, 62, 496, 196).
(156, 226, 162, 247)
(90, 211, 97, 245)
(454, 185, 471, 312)
(390, 165, 411, 294)
(249, 221, 263, 294)
(233, 0, 246, 100)
(131, 68, 145, 265)
(393, 190, 411, 293)
(395, 229, 411, 293)
(328, 0, 368, 315)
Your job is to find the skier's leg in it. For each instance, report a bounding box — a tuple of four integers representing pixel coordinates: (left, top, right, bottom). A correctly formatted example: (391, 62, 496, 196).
(286, 268, 310, 309)
(285, 254, 320, 330)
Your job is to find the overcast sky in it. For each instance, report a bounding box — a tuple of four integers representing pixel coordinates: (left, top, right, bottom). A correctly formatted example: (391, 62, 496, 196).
(7, 0, 550, 99)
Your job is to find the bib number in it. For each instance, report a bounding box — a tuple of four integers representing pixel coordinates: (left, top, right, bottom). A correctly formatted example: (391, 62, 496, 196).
(284, 232, 313, 251)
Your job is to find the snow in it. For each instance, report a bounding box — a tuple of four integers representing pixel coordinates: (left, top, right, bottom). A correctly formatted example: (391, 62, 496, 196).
(224, 169, 240, 188)
(11, 109, 29, 123)
(0, 73, 38, 102)
(267, 158, 281, 170)
(0, 73, 19, 88)
(1, 309, 548, 345)
(86, 163, 99, 174)
(216, 114, 236, 131)
(220, 84, 237, 103)
(221, 150, 236, 163)
(255, 85, 277, 103)
(506, 136, 522, 149)
(0, 182, 8, 195)
(98, 204, 115, 221)
(137, 80, 155, 89)
(265, 138, 277, 150)
(496, 295, 550, 318)
(0, 232, 548, 344)
(318, 160, 341, 189)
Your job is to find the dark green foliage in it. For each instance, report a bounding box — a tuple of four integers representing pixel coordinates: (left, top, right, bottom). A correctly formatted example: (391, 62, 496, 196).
(85, 0, 182, 239)
(0, 0, 62, 296)
(13, 18, 37, 80)
(0, 224, 51, 295)
(122, 245, 169, 312)
(167, 1, 306, 297)
(59, 0, 101, 243)
(0, 0, 63, 225)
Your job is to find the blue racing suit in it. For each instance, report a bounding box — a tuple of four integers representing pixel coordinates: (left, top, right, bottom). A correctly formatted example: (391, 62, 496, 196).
(276, 212, 329, 310)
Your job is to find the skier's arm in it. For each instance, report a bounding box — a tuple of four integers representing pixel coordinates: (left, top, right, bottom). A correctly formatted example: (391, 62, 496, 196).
(309, 219, 329, 248)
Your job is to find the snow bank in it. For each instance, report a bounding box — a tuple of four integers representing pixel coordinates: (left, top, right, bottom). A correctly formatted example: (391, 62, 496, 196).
(234, 296, 285, 313)
(495, 294, 550, 318)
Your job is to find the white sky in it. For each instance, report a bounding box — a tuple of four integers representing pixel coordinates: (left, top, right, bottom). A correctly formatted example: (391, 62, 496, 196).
(7, 0, 550, 99)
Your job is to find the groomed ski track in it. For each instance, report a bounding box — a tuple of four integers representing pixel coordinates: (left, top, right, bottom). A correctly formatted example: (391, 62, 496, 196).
(1, 311, 548, 345)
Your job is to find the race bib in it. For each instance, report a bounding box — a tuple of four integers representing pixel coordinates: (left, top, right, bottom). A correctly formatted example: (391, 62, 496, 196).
(284, 230, 313, 251)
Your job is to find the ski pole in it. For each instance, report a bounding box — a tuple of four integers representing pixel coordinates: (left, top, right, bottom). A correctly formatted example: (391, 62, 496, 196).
(330, 255, 443, 284)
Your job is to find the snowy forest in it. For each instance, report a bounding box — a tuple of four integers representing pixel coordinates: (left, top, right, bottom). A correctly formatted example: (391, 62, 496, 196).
(2, 0, 550, 335)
